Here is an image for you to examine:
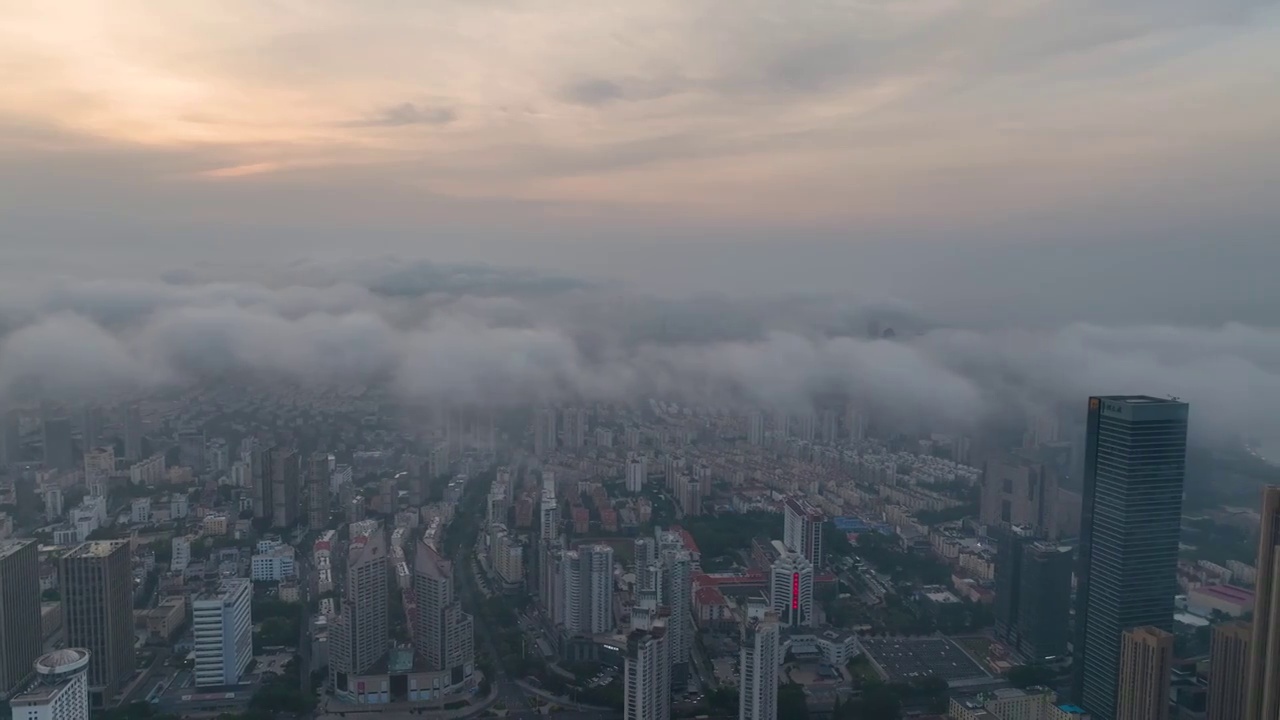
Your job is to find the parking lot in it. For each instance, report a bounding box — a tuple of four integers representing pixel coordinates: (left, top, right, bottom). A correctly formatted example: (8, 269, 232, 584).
(859, 637, 991, 685)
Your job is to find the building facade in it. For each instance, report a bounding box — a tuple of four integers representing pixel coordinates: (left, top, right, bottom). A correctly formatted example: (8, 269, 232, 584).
(1114, 626, 1173, 720)
(192, 579, 253, 687)
(0, 540, 41, 698)
(770, 543, 814, 628)
(783, 497, 824, 568)
(1072, 396, 1188, 720)
(1208, 621, 1250, 720)
(739, 614, 780, 720)
(1247, 485, 1280, 720)
(10, 648, 91, 720)
(60, 542, 134, 704)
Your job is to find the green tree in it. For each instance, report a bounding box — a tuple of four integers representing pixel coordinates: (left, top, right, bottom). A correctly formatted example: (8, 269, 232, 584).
(778, 682, 811, 720)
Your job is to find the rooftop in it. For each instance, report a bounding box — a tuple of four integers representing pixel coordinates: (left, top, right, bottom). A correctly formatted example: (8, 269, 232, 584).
(64, 540, 127, 559)
(0, 538, 33, 560)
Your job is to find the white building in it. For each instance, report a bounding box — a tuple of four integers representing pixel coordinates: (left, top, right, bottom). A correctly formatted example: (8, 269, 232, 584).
(330, 464, 353, 495)
(10, 648, 91, 720)
(83, 447, 115, 486)
(625, 454, 647, 494)
(171, 537, 191, 572)
(192, 579, 253, 687)
(659, 543, 693, 683)
(230, 461, 250, 489)
(559, 545, 614, 636)
(129, 454, 166, 486)
(739, 614, 781, 720)
(783, 497, 824, 568)
(623, 621, 670, 720)
(41, 486, 63, 522)
(539, 487, 559, 545)
(770, 542, 814, 627)
(129, 498, 151, 525)
(251, 544, 296, 582)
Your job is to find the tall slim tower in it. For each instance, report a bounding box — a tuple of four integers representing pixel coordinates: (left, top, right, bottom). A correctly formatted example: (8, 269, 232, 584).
(1208, 621, 1251, 720)
(121, 402, 142, 461)
(662, 548, 693, 687)
(783, 498, 824, 568)
(60, 541, 134, 703)
(624, 624, 670, 720)
(0, 540, 41, 698)
(268, 448, 300, 529)
(1072, 396, 1188, 720)
(42, 417, 73, 471)
(1247, 485, 1280, 719)
(770, 543, 814, 628)
(415, 541, 475, 674)
(1115, 626, 1173, 720)
(330, 523, 387, 693)
(307, 452, 331, 529)
(739, 613, 781, 720)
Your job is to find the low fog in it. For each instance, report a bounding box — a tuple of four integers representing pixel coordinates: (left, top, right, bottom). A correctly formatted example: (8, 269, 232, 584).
(0, 259, 1277, 449)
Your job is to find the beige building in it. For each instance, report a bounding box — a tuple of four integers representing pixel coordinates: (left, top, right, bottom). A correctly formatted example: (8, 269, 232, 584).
(1208, 621, 1250, 720)
(1115, 626, 1173, 720)
(142, 596, 186, 644)
(1247, 486, 1280, 720)
(60, 541, 135, 704)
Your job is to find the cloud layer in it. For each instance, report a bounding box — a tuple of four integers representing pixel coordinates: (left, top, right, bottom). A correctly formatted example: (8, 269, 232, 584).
(1, 260, 1277, 449)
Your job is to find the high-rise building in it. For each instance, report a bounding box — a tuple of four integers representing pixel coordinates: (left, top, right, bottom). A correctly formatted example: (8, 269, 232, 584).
(1115, 626, 1173, 720)
(413, 542, 474, 677)
(993, 527, 1073, 661)
(783, 498, 824, 568)
(539, 484, 559, 545)
(1073, 396, 1188, 720)
(626, 454, 647, 493)
(661, 547, 693, 686)
(981, 454, 1059, 537)
(739, 613, 780, 720)
(770, 542, 814, 628)
(60, 541, 134, 703)
(83, 447, 114, 498)
(192, 579, 253, 687)
(533, 408, 556, 457)
(844, 405, 866, 442)
(10, 648, 91, 720)
(121, 403, 142, 462)
(559, 545, 614, 636)
(624, 623, 670, 720)
(562, 407, 588, 450)
(177, 429, 206, 472)
(747, 411, 765, 447)
(1247, 485, 1280, 719)
(267, 448, 300, 529)
(1207, 621, 1250, 720)
(331, 523, 388, 693)
(79, 407, 101, 456)
(42, 417, 73, 472)
(0, 540, 41, 698)
(0, 409, 21, 466)
(307, 452, 331, 529)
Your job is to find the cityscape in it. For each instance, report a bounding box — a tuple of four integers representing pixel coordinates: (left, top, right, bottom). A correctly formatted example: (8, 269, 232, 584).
(0, 380, 1275, 720)
(2, 2, 1280, 720)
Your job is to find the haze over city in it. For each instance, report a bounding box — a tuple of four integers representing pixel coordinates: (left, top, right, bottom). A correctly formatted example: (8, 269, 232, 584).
(1, 3, 1280, 720)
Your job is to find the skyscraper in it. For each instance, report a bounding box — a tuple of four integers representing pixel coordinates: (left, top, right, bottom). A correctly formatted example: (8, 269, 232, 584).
(770, 543, 814, 628)
(981, 454, 1059, 537)
(42, 417, 73, 472)
(0, 540, 41, 698)
(1247, 485, 1280, 719)
(330, 524, 388, 693)
(192, 579, 253, 687)
(739, 613, 781, 720)
(1208, 621, 1250, 720)
(994, 526, 1073, 661)
(747, 411, 765, 447)
(1115, 626, 1173, 720)
(268, 448, 300, 529)
(0, 409, 20, 466)
(414, 540, 474, 677)
(1073, 396, 1188, 720)
(307, 452, 331, 529)
(661, 547, 693, 687)
(60, 541, 134, 703)
(533, 408, 556, 457)
(624, 623, 670, 720)
(783, 497, 824, 568)
(176, 429, 206, 472)
(121, 403, 142, 461)
(79, 406, 102, 456)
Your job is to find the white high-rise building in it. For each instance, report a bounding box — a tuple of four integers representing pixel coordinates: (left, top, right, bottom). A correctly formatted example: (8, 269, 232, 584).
(558, 545, 614, 636)
(11, 648, 91, 720)
(42, 486, 63, 522)
(739, 613, 781, 720)
(624, 622, 670, 720)
(83, 447, 114, 499)
(770, 543, 814, 627)
(192, 579, 253, 687)
(414, 541, 475, 677)
(171, 537, 191, 572)
(329, 464, 353, 495)
(748, 411, 765, 447)
(625, 454, 647, 494)
(539, 486, 559, 545)
(330, 524, 388, 692)
(783, 497, 825, 568)
(661, 548, 693, 686)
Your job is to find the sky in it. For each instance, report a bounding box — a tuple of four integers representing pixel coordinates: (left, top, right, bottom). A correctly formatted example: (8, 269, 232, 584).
(1, 2, 1280, 448)
(1, 0, 1279, 322)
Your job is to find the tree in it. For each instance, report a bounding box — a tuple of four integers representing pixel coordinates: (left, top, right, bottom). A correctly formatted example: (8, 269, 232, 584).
(778, 682, 811, 720)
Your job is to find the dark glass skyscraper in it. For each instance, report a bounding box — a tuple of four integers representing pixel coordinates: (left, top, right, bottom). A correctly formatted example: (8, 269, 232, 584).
(1072, 396, 1189, 720)
(994, 525, 1073, 662)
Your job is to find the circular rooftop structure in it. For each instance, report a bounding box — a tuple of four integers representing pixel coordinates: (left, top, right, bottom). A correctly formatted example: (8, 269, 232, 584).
(34, 648, 90, 676)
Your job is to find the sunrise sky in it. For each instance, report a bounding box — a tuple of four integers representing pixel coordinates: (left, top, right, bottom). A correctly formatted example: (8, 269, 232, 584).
(2, 0, 1278, 314)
